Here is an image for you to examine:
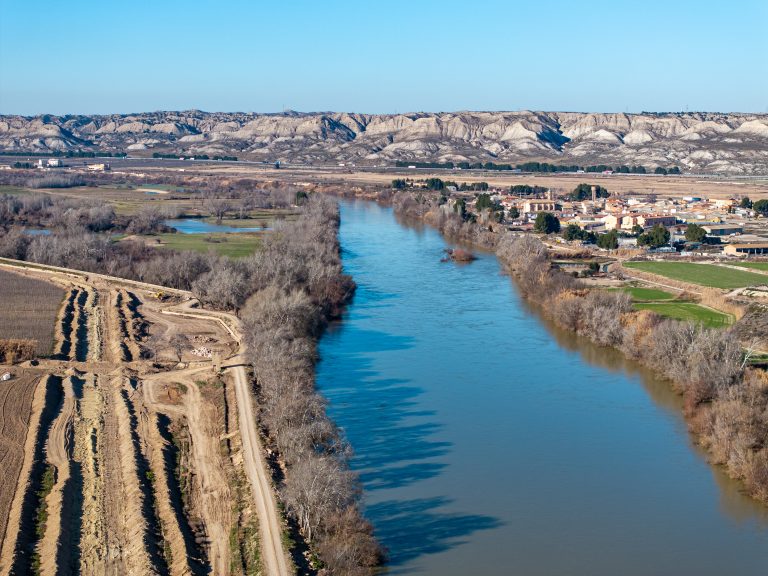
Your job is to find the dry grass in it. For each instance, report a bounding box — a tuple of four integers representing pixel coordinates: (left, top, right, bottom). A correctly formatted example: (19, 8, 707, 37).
(699, 287, 746, 320)
(0, 269, 65, 355)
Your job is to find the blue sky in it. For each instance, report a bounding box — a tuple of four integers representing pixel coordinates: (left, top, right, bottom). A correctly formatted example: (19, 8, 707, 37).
(0, 0, 766, 115)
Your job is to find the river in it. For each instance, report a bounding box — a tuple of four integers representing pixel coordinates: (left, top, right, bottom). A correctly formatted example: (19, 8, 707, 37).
(315, 200, 768, 575)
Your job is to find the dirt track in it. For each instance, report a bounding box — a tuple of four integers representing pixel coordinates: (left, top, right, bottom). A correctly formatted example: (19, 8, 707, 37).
(160, 302, 291, 576)
(0, 259, 290, 576)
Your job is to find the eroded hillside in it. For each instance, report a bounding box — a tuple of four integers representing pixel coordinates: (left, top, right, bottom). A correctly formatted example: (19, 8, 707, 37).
(1, 110, 767, 173)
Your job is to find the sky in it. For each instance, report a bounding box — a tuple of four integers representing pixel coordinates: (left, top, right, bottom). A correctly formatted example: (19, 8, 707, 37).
(0, 0, 766, 115)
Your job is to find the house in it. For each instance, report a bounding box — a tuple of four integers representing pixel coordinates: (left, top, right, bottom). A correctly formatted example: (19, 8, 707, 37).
(724, 243, 768, 256)
(87, 163, 110, 172)
(522, 200, 561, 213)
(47, 158, 62, 167)
(702, 223, 743, 236)
(636, 214, 677, 229)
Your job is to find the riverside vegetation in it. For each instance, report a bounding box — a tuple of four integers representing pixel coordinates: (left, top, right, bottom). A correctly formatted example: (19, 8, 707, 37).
(1, 179, 384, 574)
(375, 189, 768, 505)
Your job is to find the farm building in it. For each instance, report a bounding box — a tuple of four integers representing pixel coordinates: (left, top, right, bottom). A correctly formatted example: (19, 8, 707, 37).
(724, 243, 768, 256)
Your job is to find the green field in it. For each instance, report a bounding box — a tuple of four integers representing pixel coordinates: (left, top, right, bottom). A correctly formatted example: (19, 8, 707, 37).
(144, 233, 263, 258)
(624, 261, 768, 289)
(611, 286, 675, 301)
(730, 262, 768, 272)
(634, 302, 732, 328)
(0, 185, 33, 196)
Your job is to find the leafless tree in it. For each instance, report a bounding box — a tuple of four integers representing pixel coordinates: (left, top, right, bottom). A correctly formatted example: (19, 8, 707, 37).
(169, 333, 189, 365)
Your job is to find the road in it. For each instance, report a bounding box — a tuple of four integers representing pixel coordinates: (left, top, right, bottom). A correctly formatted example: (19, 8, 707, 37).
(0, 257, 291, 576)
(161, 303, 291, 576)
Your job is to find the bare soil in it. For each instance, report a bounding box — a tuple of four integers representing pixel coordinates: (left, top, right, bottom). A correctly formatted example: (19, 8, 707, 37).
(0, 372, 40, 548)
(0, 260, 289, 576)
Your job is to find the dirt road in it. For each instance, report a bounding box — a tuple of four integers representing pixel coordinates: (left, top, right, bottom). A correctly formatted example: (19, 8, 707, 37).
(162, 304, 291, 576)
(0, 258, 291, 576)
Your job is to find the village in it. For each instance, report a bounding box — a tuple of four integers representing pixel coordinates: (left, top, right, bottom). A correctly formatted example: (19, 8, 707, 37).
(400, 177, 768, 257)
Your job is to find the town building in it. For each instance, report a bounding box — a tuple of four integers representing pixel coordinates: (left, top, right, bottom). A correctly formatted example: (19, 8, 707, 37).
(522, 200, 560, 213)
(724, 243, 768, 256)
(702, 223, 744, 236)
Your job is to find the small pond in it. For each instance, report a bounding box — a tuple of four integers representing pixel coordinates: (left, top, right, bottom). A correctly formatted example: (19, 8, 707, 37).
(163, 219, 269, 234)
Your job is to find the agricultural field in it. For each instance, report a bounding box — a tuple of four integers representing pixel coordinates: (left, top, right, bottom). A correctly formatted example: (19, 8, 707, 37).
(612, 286, 675, 301)
(624, 261, 768, 289)
(607, 282, 730, 327)
(39, 184, 200, 216)
(634, 301, 733, 328)
(138, 232, 264, 258)
(0, 268, 65, 355)
(0, 264, 266, 575)
(0, 185, 32, 196)
(0, 372, 41, 548)
(730, 262, 768, 272)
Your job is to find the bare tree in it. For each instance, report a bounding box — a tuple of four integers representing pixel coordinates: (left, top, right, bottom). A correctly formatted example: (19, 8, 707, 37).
(169, 333, 189, 366)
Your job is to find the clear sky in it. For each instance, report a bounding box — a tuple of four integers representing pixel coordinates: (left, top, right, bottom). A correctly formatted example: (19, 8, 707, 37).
(0, 0, 766, 115)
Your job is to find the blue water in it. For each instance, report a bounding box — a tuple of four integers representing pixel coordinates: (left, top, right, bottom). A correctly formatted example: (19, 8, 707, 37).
(163, 218, 268, 234)
(22, 229, 51, 236)
(315, 200, 768, 575)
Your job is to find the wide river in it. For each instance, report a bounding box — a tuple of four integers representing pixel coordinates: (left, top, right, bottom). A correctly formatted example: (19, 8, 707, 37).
(315, 200, 768, 575)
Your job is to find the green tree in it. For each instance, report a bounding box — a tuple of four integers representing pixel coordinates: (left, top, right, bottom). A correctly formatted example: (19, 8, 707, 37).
(563, 223, 583, 241)
(740, 197, 753, 209)
(425, 178, 444, 191)
(638, 224, 671, 248)
(685, 223, 707, 242)
(654, 167, 668, 175)
(597, 230, 619, 250)
(507, 206, 520, 220)
(475, 193, 495, 211)
(567, 183, 610, 200)
(391, 179, 407, 189)
(631, 224, 644, 236)
(754, 199, 768, 216)
(534, 212, 561, 234)
(453, 198, 467, 219)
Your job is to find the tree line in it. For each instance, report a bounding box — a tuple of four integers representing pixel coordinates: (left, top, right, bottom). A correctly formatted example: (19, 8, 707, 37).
(0, 189, 386, 572)
(380, 188, 768, 507)
(1, 150, 127, 158)
(496, 233, 767, 503)
(152, 152, 238, 161)
(394, 160, 681, 173)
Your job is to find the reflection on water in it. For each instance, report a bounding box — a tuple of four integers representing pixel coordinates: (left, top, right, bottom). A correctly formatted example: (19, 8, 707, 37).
(163, 218, 269, 234)
(316, 200, 768, 575)
(524, 298, 768, 529)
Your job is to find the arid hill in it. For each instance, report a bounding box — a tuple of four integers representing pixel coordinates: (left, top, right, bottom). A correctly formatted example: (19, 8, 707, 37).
(1, 110, 767, 173)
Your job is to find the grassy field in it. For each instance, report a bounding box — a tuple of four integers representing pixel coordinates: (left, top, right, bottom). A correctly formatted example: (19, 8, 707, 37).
(730, 262, 768, 272)
(612, 286, 675, 301)
(634, 302, 732, 328)
(0, 268, 65, 354)
(0, 185, 33, 196)
(143, 233, 263, 258)
(624, 261, 768, 289)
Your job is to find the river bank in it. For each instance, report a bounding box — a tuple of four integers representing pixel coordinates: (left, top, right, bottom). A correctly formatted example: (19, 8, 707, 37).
(329, 187, 768, 509)
(316, 199, 768, 574)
